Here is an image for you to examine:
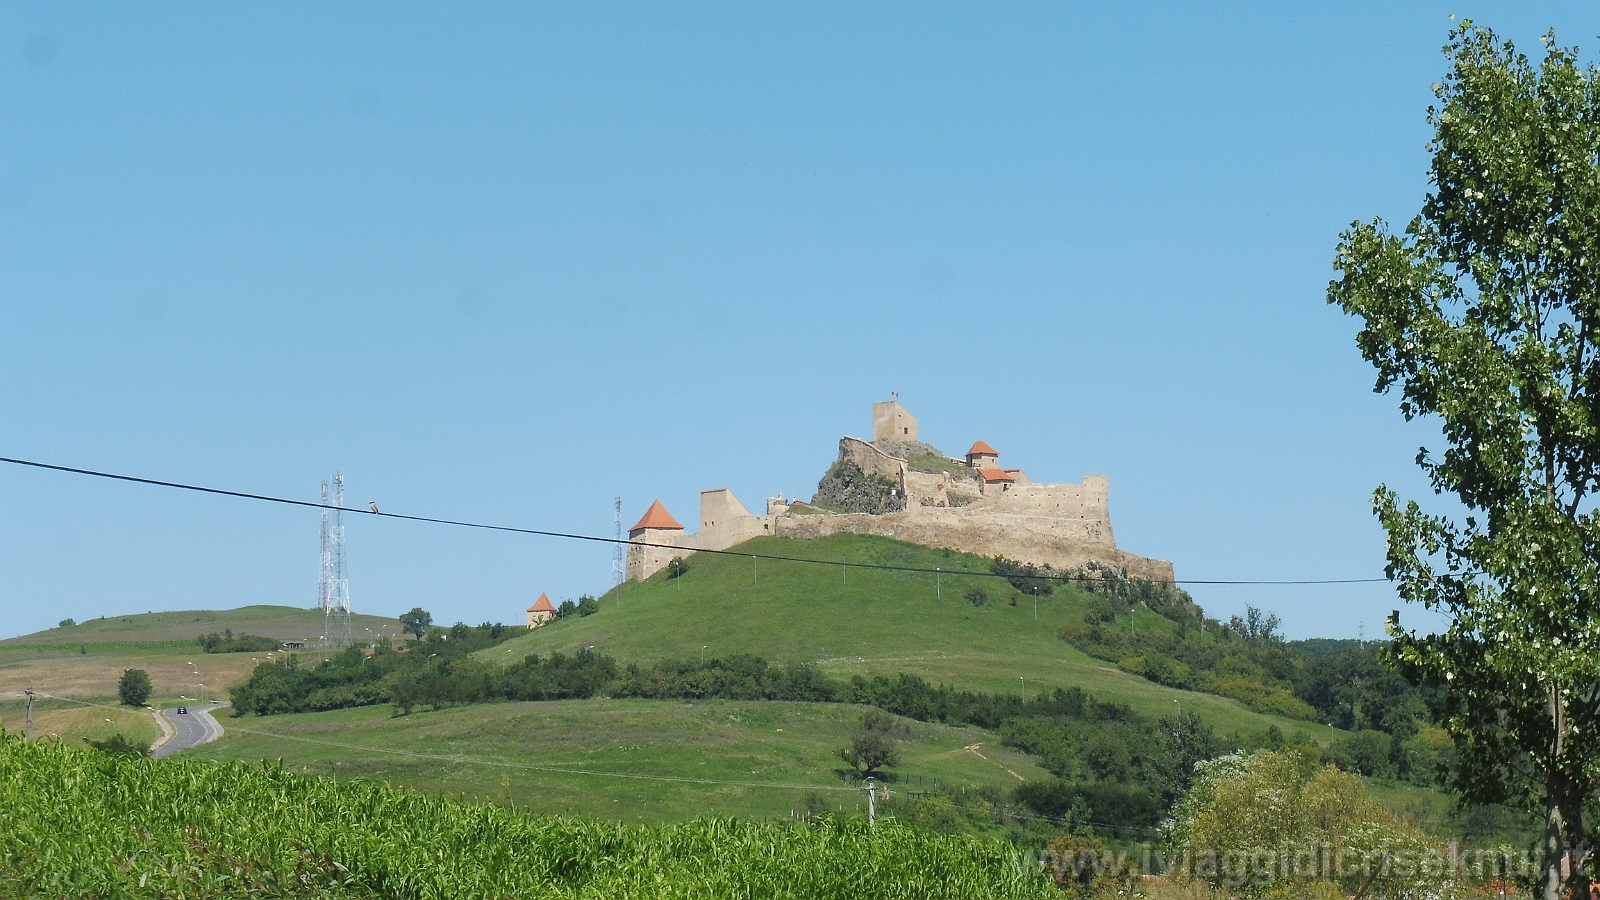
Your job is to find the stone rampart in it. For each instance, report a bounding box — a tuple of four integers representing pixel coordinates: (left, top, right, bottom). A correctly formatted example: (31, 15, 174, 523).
(772, 506, 1173, 584)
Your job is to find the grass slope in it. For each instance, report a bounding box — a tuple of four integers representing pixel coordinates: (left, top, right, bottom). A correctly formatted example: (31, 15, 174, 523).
(193, 699, 1049, 823)
(2, 604, 402, 646)
(0, 696, 161, 746)
(488, 534, 1331, 742)
(1, 606, 403, 718)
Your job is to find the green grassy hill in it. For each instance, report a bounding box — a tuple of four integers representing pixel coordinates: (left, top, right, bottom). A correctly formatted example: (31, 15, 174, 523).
(192, 698, 1049, 824)
(0, 606, 404, 719)
(2, 605, 402, 647)
(487, 534, 1330, 742)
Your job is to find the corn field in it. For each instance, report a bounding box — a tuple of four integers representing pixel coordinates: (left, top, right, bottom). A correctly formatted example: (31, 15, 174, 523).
(0, 732, 1057, 899)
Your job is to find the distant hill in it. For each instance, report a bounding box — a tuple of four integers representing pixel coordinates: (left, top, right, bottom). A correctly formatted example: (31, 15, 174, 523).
(487, 534, 1326, 741)
(2, 605, 403, 647)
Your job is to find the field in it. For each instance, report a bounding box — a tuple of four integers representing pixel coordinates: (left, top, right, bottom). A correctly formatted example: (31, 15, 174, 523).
(1, 733, 1057, 899)
(489, 534, 1331, 742)
(191, 698, 1050, 823)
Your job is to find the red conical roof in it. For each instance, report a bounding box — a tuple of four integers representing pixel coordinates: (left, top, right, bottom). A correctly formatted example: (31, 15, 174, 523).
(966, 440, 999, 457)
(629, 499, 684, 532)
(528, 593, 556, 613)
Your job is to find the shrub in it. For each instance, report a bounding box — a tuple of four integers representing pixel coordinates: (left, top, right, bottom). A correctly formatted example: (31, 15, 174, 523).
(963, 587, 988, 607)
(1168, 750, 1452, 898)
(576, 595, 599, 617)
(990, 557, 1054, 595)
(58, 618, 74, 628)
(83, 733, 150, 758)
(198, 630, 281, 653)
(1328, 729, 1396, 779)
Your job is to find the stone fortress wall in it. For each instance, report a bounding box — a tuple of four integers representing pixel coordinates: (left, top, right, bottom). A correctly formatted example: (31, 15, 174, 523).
(624, 400, 1175, 585)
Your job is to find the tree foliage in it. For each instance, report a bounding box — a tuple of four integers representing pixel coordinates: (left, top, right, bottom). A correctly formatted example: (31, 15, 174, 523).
(1168, 750, 1451, 898)
(117, 669, 152, 707)
(398, 607, 432, 640)
(1328, 22, 1600, 899)
(838, 711, 901, 777)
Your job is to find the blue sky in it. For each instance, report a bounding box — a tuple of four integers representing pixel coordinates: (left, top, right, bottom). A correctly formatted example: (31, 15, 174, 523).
(2, 3, 1591, 641)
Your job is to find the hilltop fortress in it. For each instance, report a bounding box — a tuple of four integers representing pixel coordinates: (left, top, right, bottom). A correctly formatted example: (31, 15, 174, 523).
(625, 399, 1175, 584)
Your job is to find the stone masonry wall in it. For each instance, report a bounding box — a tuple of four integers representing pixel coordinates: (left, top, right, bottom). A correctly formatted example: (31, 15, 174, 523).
(772, 506, 1173, 584)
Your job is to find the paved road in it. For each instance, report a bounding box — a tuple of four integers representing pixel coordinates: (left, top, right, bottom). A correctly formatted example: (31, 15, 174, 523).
(152, 702, 225, 758)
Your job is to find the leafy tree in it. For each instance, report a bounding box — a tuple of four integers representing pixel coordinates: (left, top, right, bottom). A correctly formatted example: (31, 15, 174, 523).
(1228, 605, 1281, 643)
(576, 596, 599, 617)
(1328, 23, 1600, 899)
(117, 669, 152, 706)
(398, 607, 432, 640)
(557, 599, 576, 619)
(666, 557, 690, 579)
(838, 711, 901, 777)
(57, 618, 74, 627)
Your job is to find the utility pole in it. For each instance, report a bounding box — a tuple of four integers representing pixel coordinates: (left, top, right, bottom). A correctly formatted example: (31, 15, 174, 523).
(864, 778, 876, 825)
(23, 686, 35, 742)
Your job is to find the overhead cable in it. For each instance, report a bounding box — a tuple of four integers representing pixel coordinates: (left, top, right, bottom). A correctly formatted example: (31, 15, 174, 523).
(0, 455, 1388, 586)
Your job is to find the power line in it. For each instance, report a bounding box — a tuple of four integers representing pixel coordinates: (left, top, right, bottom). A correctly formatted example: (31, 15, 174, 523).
(0, 455, 1389, 586)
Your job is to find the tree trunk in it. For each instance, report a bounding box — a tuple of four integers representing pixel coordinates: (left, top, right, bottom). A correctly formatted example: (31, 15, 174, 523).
(1545, 686, 1569, 900)
(1563, 787, 1590, 900)
(1546, 785, 1566, 900)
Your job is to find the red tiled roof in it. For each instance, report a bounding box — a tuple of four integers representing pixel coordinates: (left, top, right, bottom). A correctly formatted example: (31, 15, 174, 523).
(629, 499, 684, 532)
(966, 441, 999, 457)
(977, 468, 1015, 482)
(528, 593, 556, 613)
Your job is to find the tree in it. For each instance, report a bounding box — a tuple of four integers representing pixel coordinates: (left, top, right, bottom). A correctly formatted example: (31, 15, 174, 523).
(838, 711, 901, 777)
(399, 607, 432, 640)
(58, 618, 74, 627)
(1328, 23, 1600, 900)
(118, 669, 152, 706)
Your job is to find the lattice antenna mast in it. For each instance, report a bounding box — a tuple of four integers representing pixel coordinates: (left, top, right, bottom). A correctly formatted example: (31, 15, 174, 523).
(318, 481, 333, 611)
(324, 473, 353, 648)
(612, 497, 625, 587)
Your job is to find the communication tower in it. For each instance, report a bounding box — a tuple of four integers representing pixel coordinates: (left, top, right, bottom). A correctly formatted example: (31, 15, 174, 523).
(319, 474, 353, 648)
(612, 497, 625, 587)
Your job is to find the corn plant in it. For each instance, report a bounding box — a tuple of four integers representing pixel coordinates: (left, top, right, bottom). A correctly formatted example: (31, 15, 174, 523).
(0, 732, 1056, 899)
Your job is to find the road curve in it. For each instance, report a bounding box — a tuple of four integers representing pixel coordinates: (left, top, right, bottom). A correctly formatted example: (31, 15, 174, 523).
(152, 703, 225, 758)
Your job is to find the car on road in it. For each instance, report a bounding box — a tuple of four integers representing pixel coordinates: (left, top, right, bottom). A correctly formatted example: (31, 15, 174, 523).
(177, 706, 187, 714)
